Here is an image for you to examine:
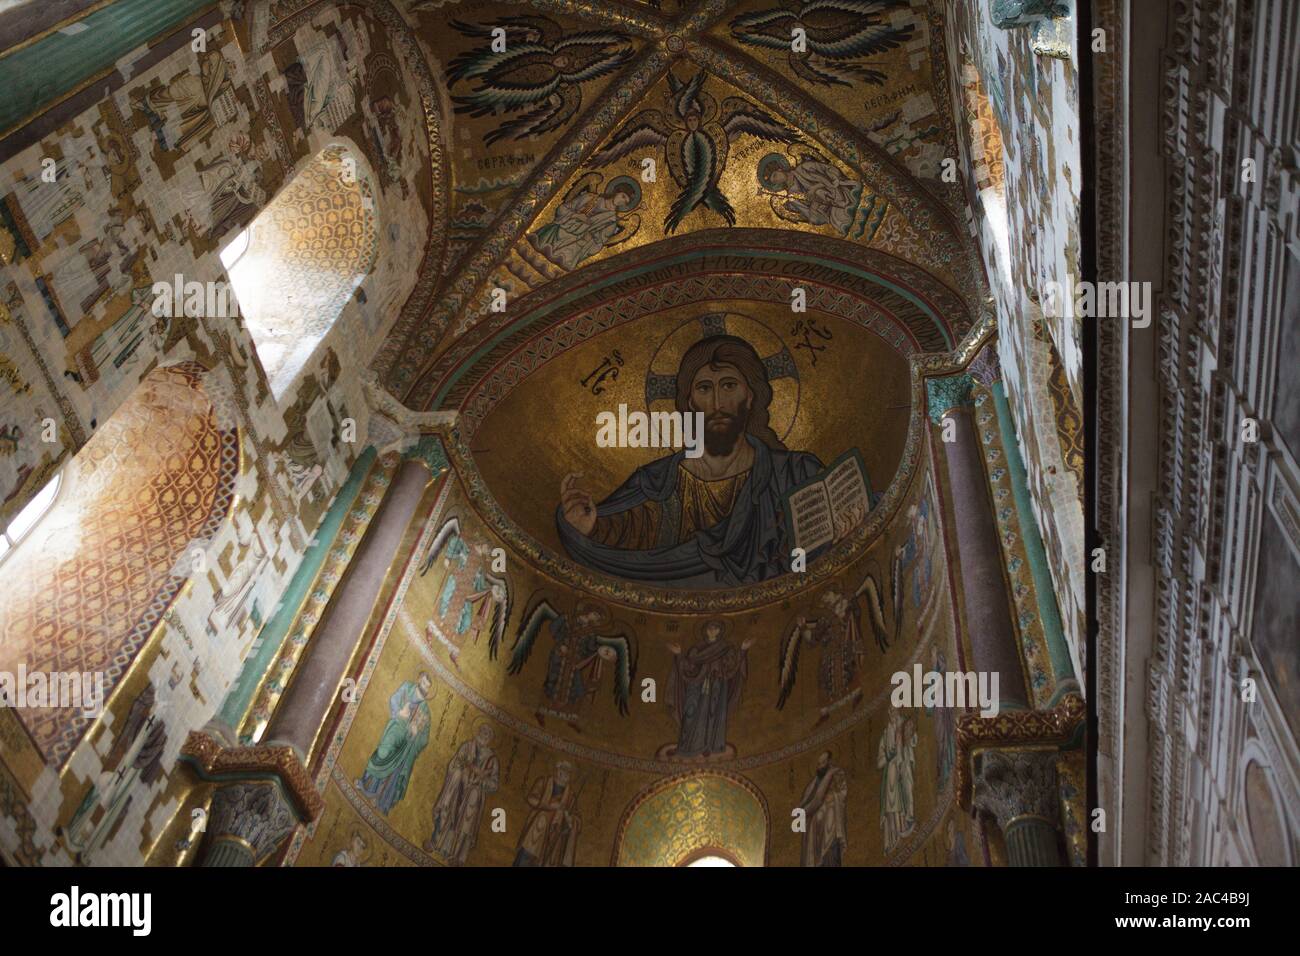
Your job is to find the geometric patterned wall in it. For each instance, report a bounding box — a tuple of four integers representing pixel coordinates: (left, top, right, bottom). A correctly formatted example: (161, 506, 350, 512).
(0, 362, 236, 764)
(613, 771, 768, 867)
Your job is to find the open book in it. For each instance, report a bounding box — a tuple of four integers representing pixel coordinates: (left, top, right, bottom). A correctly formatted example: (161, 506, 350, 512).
(783, 449, 873, 554)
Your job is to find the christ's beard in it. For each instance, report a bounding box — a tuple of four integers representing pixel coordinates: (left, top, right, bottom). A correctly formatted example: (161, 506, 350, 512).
(702, 408, 749, 456)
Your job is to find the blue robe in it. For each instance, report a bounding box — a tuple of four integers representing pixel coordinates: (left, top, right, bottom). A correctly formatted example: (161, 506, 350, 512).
(557, 434, 823, 587)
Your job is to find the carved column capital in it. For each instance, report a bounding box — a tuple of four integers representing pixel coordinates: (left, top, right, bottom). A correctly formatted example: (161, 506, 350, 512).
(991, 0, 1068, 30)
(972, 750, 1066, 866)
(203, 781, 299, 867)
(926, 373, 974, 425)
(972, 750, 1061, 831)
(968, 342, 1002, 387)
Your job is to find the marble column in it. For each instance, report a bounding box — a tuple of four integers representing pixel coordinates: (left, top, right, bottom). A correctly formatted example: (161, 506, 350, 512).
(972, 750, 1065, 866)
(266, 456, 432, 760)
(928, 373, 1029, 709)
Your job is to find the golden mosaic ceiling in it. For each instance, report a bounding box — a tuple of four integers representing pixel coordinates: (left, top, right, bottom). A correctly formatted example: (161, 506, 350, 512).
(377, 0, 982, 402)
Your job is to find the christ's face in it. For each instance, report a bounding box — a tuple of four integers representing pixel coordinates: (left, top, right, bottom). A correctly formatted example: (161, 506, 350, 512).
(689, 362, 753, 456)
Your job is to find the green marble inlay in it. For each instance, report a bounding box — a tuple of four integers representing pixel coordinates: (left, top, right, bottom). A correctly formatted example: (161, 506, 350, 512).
(216, 446, 377, 731)
(0, 0, 213, 135)
(991, 384, 1076, 696)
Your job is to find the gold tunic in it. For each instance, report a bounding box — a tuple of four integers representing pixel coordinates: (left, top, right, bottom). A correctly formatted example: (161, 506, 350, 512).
(590, 465, 752, 548)
(676, 465, 749, 541)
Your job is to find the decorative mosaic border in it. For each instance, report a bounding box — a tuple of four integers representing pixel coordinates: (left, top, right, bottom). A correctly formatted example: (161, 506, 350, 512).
(283, 474, 457, 864)
(415, 229, 969, 409)
(970, 382, 1055, 709)
(242, 452, 398, 742)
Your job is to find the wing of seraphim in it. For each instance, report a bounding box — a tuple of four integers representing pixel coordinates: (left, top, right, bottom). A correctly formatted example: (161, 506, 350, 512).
(776, 617, 808, 710)
(729, 6, 800, 51)
(721, 99, 800, 143)
(508, 595, 559, 675)
(449, 48, 564, 115)
(666, 131, 716, 232)
(810, 14, 915, 61)
(556, 33, 636, 84)
(596, 628, 637, 716)
(856, 571, 891, 652)
(485, 573, 511, 661)
(891, 548, 905, 643)
(481, 84, 579, 145)
(587, 111, 670, 167)
(420, 517, 461, 576)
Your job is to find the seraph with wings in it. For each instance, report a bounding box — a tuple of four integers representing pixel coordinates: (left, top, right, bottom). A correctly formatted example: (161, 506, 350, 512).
(776, 568, 902, 714)
(506, 595, 638, 726)
(418, 516, 511, 665)
(587, 69, 799, 233)
(730, 0, 916, 88)
(446, 16, 635, 145)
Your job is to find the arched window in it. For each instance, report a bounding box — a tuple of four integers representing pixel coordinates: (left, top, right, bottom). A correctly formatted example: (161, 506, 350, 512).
(613, 771, 769, 867)
(0, 469, 61, 563)
(0, 362, 237, 765)
(220, 144, 377, 399)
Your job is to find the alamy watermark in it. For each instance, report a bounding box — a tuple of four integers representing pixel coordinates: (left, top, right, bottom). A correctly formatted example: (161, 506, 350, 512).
(50, 886, 151, 936)
(890, 664, 999, 717)
(151, 274, 239, 319)
(595, 403, 706, 459)
(0, 665, 104, 717)
(1041, 279, 1153, 328)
